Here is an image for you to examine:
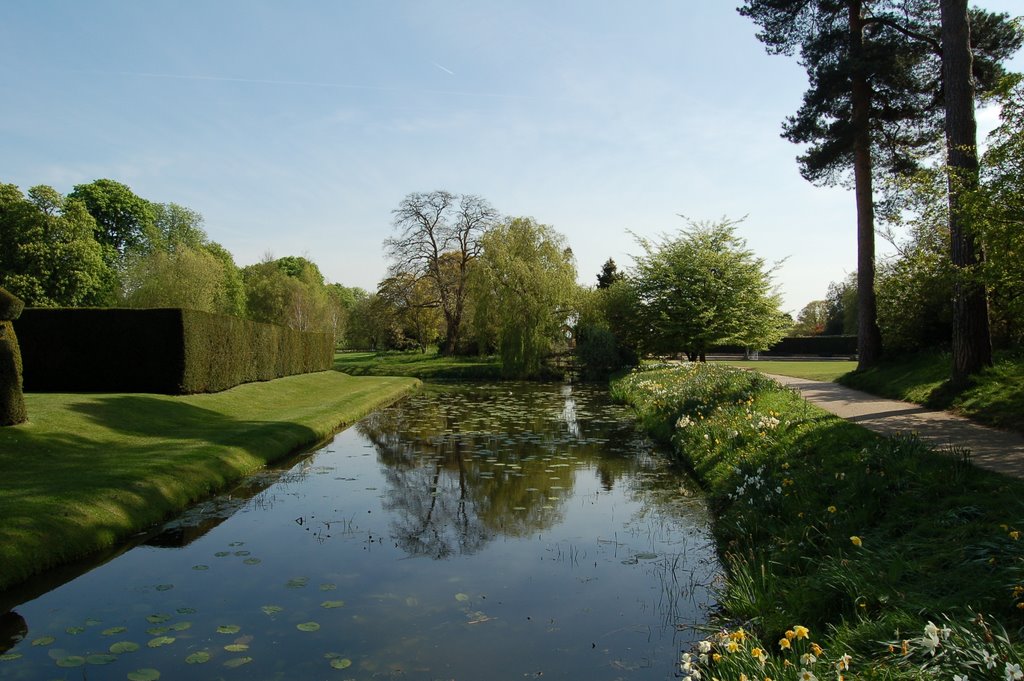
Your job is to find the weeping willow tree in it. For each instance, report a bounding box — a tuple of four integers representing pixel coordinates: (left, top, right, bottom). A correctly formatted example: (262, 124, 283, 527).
(470, 217, 577, 379)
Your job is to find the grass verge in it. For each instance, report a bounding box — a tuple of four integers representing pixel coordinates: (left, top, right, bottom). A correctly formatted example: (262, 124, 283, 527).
(0, 371, 419, 591)
(713, 359, 858, 382)
(611, 362, 1024, 680)
(839, 349, 1024, 433)
(334, 349, 503, 380)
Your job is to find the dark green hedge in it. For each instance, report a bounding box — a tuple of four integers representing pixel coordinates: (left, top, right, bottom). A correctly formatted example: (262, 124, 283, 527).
(712, 335, 858, 357)
(15, 308, 333, 394)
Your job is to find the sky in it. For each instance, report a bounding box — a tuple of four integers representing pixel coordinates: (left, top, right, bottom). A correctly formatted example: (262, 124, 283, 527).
(2, 1, 1021, 316)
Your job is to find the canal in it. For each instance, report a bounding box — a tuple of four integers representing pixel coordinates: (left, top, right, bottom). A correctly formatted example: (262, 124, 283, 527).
(0, 382, 718, 680)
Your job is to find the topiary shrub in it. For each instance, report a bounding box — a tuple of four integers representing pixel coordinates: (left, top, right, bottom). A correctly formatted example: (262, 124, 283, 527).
(0, 287, 27, 426)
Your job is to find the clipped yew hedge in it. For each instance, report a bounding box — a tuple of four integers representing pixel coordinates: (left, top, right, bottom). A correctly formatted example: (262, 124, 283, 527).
(15, 308, 333, 394)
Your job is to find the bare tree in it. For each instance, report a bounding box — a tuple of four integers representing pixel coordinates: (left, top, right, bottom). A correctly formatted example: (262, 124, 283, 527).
(385, 191, 498, 355)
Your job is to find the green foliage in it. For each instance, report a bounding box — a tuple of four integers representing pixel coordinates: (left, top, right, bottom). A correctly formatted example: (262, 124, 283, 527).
(121, 244, 243, 315)
(333, 348, 502, 380)
(613, 363, 1024, 679)
(630, 217, 787, 358)
(791, 300, 829, 336)
(68, 179, 155, 262)
(471, 217, 577, 379)
(0, 319, 27, 426)
(573, 286, 638, 379)
(0, 183, 111, 307)
(0, 372, 418, 589)
(241, 257, 342, 338)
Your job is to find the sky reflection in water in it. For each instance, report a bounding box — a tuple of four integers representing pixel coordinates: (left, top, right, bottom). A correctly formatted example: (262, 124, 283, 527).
(1, 382, 718, 680)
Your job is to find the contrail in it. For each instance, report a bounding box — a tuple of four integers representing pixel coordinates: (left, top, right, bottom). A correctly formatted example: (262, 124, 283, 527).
(432, 62, 455, 76)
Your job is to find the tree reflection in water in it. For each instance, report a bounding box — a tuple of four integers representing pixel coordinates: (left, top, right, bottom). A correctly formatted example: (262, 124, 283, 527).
(357, 382, 650, 559)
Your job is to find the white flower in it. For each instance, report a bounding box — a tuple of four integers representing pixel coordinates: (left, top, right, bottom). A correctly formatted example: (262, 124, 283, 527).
(924, 622, 940, 639)
(920, 633, 940, 656)
(1005, 662, 1023, 681)
(836, 653, 852, 671)
(984, 650, 998, 669)
(698, 640, 712, 654)
(800, 653, 817, 666)
(953, 674, 968, 681)
(940, 625, 952, 640)
(798, 670, 818, 681)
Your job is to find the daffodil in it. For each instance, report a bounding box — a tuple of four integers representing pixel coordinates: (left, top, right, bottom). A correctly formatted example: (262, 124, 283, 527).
(798, 670, 818, 681)
(779, 637, 791, 650)
(794, 625, 810, 640)
(800, 653, 816, 666)
(850, 536, 862, 547)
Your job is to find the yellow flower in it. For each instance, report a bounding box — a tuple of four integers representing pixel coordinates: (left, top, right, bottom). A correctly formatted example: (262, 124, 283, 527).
(1016, 602, 1024, 610)
(751, 647, 767, 663)
(850, 536, 862, 547)
(727, 640, 740, 653)
(827, 505, 837, 514)
(785, 629, 796, 640)
(794, 625, 810, 640)
(779, 637, 791, 650)
(712, 653, 722, 663)
(811, 642, 823, 657)
(740, 675, 749, 681)
(1011, 530, 1021, 541)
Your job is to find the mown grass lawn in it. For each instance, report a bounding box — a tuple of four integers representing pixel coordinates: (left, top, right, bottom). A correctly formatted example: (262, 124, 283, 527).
(713, 358, 857, 382)
(335, 348, 503, 380)
(0, 371, 418, 591)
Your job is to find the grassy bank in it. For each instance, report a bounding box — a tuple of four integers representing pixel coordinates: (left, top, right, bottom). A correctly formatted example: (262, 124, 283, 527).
(840, 349, 1024, 433)
(612, 363, 1024, 680)
(0, 371, 419, 591)
(335, 349, 503, 380)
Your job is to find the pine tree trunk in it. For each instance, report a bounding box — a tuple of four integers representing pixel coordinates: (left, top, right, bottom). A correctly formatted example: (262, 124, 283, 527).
(849, 0, 884, 370)
(942, 0, 992, 388)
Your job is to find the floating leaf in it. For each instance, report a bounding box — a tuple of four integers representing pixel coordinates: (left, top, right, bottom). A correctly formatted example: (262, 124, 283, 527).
(170, 622, 192, 632)
(85, 618, 102, 626)
(260, 605, 283, 616)
(155, 584, 174, 592)
(101, 626, 127, 636)
(192, 565, 209, 571)
(65, 626, 85, 635)
(405, 597, 418, 607)
(147, 636, 176, 648)
(243, 558, 261, 565)
(216, 625, 241, 634)
(635, 552, 658, 560)
(319, 583, 337, 591)
(86, 653, 118, 665)
(0, 653, 22, 662)
(329, 658, 353, 669)
(110, 641, 140, 654)
(31, 636, 56, 646)
(185, 651, 210, 664)
(228, 541, 245, 547)
(127, 668, 161, 681)
(233, 550, 250, 557)
(214, 551, 230, 558)
(454, 593, 470, 602)
(320, 600, 345, 609)
(176, 607, 197, 615)
(146, 614, 171, 624)
(224, 644, 249, 652)
(296, 622, 320, 632)
(223, 657, 252, 668)
(146, 626, 169, 635)
(57, 655, 86, 667)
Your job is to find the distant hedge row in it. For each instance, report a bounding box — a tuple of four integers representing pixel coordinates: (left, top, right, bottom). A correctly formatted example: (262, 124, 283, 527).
(15, 308, 333, 394)
(712, 335, 858, 357)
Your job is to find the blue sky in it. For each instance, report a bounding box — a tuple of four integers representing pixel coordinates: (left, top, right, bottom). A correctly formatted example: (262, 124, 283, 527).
(3, 1, 1021, 315)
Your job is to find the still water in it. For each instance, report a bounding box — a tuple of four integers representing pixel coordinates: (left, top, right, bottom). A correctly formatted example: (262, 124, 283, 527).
(0, 382, 718, 680)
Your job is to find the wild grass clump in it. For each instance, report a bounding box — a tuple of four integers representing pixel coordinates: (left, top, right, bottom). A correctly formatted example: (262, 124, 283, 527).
(612, 363, 1024, 680)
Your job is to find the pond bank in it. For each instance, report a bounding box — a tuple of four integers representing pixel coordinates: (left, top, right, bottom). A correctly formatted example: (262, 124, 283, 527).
(612, 363, 1024, 680)
(0, 371, 419, 592)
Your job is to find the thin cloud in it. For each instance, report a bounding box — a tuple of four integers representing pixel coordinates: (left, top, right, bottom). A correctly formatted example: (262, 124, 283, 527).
(432, 62, 455, 76)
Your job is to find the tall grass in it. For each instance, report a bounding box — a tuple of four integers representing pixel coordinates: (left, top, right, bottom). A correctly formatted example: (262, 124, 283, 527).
(612, 363, 1024, 680)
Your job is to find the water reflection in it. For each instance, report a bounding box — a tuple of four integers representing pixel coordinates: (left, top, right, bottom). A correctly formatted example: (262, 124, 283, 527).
(0, 382, 718, 680)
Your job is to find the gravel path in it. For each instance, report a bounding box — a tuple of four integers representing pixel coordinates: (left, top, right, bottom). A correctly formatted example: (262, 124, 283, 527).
(765, 374, 1024, 479)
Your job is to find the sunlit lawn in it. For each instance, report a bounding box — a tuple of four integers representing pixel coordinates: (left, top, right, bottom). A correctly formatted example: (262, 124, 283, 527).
(334, 348, 502, 379)
(0, 371, 419, 590)
(713, 358, 857, 382)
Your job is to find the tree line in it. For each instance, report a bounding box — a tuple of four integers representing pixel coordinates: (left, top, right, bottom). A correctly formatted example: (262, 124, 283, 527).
(740, 0, 1022, 387)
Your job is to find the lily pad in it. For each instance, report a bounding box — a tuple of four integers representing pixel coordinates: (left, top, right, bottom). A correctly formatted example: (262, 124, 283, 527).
(233, 550, 250, 557)
(243, 558, 261, 565)
(127, 668, 161, 681)
(286, 577, 309, 589)
(319, 583, 337, 591)
(146, 626, 169, 635)
(171, 622, 192, 632)
(56, 655, 86, 667)
(320, 600, 345, 609)
(110, 641, 140, 654)
(85, 618, 102, 626)
(634, 552, 659, 560)
(223, 656, 252, 668)
(330, 658, 353, 669)
(214, 551, 231, 557)
(260, 605, 283, 616)
(146, 614, 171, 624)
(147, 636, 176, 648)
(65, 626, 85, 635)
(296, 622, 320, 632)
(454, 593, 470, 602)
(185, 651, 210, 664)
(86, 653, 118, 665)
(228, 541, 245, 547)
(0, 653, 22, 662)
(155, 584, 174, 591)
(31, 636, 56, 646)
(216, 625, 241, 635)
(176, 608, 197, 615)
(192, 564, 209, 571)
(102, 626, 128, 636)
(224, 644, 249, 652)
